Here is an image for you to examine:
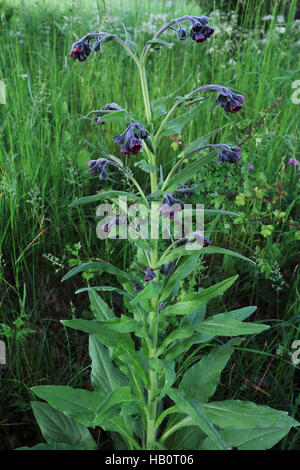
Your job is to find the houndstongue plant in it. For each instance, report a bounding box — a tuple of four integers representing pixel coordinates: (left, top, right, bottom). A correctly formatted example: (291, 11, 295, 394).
(25, 16, 299, 451)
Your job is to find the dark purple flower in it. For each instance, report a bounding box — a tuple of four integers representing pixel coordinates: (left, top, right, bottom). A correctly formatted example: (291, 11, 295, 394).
(88, 158, 109, 179)
(164, 261, 177, 276)
(218, 146, 242, 164)
(188, 232, 211, 247)
(114, 123, 148, 156)
(144, 268, 156, 282)
(69, 41, 91, 62)
(101, 215, 127, 234)
(216, 90, 245, 114)
(161, 193, 184, 219)
(190, 17, 214, 43)
(159, 303, 167, 313)
(133, 282, 143, 292)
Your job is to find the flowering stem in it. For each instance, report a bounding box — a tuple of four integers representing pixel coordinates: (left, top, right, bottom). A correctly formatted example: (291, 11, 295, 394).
(138, 58, 160, 449)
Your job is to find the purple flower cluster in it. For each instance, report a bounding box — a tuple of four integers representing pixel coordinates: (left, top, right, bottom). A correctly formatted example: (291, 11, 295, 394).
(88, 158, 109, 179)
(114, 124, 148, 155)
(217, 146, 242, 164)
(144, 268, 156, 282)
(160, 193, 185, 219)
(190, 17, 214, 43)
(69, 41, 91, 62)
(216, 89, 245, 114)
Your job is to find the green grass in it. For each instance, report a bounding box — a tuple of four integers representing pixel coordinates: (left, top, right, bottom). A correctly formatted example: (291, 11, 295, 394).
(0, 0, 299, 449)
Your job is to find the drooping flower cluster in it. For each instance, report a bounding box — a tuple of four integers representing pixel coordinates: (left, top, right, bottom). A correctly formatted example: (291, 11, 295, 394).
(94, 103, 124, 125)
(160, 193, 184, 219)
(69, 41, 91, 62)
(190, 17, 214, 43)
(101, 215, 127, 234)
(217, 146, 242, 164)
(216, 89, 245, 113)
(170, 16, 214, 43)
(144, 268, 157, 282)
(114, 123, 148, 155)
(87, 157, 120, 180)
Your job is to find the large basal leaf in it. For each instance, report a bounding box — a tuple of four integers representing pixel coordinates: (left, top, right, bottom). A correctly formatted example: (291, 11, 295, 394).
(167, 389, 227, 450)
(201, 426, 297, 450)
(61, 261, 135, 283)
(89, 334, 129, 394)
(70, 190, 146, 208)
(31, 402, 97, 450)
(63, 318, 148, 387)
(179, 338, 242, 403)
(161, 275, 238, 317)
(31, 386, 105, 427)
(200, 400, 300, 448)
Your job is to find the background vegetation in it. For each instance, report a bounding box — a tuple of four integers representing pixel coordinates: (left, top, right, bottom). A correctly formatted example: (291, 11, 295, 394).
(0, 0, 299, 449)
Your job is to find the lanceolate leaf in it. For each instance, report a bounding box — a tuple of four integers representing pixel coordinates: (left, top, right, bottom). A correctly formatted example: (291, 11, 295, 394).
(167, 389, 227, 450)
(70, 191, 146, 208)
(160, 104, 203, 138)
(89, 335, 129, 394)
(31, 402, 97, 450)
(179, 338, 242, 402)
(61, 317, 142, 334)
(160, 254, 200, 303)
(200, 400, 300, 430)
(201, 426, 298, 450)
(161, 275, 238, 317)
(164, 151, 216, 193)
(89, 290, 115, 320)
(61, 261, 135, 283)
(31, 386, 105, 427)
(195, 315, 269, 336)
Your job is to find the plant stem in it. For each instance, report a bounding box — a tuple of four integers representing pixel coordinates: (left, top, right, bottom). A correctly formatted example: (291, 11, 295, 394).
(138, 60, 160, 449)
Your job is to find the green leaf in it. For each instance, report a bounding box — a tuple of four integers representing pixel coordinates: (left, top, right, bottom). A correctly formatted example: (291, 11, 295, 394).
(61, 261, 135, 283)
(157, 327, 195, 356)
(89, 290, 115, 320)
(147, 38, 174, 50)
(131, 281, 163, 305)
(160, 104, 202, 138)
(17, 442, 87, 450)
(167, 389, 227, 450)
(164, 306, 257, 361)
(196, 315, 269, 336)
(179, 339, 242, 402)
(202, 426, 297, 450)
(76, 286, 132, 299)
(160, 255, 200, 302)
(93, 387, 132, 426)
(164, 151, 216, 193)
(201, 246, 255, 265)
(89, 334, 129, 394)
(201, 400, 300, 430)
(31, 402, 97, 450)
(97, 110, 126, 123)
(161, 275, 238, 317)
(61, 317, 142, 334)
(70, 190, 146, 208)
(31, 386, 104, 427)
